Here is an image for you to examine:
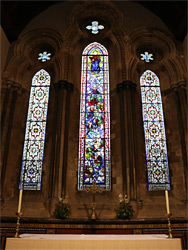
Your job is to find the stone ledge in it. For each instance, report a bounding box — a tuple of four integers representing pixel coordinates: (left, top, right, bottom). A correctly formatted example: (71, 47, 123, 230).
(1, 216, 187, 225)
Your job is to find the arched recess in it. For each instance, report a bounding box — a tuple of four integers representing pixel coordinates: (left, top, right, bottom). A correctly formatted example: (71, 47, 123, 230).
(65, 0, 126, 85)
(128, 27, 187, 86)
(78, 42, 111, 190)
(63, 1, 127, 197)
(1, 28, 64, 196)
(140, 70, 170, 191)
(19, 69, 51, 190)
(2, 28, 63, 85)
(127, 27, 187, 195)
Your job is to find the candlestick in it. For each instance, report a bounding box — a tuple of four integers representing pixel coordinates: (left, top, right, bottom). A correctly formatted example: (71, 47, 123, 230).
(165, 190, 173, 238)
(165, 190, 170, 214)
(18, 189, 23, 213)
(15, 212, 22, 238)
(166, 213, 173, 238)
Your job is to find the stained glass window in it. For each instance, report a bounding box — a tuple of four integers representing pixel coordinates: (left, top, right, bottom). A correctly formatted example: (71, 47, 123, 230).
(140, 70, 170, 191)
(19, 69, 51, 190)
(78, 42, 111, 190)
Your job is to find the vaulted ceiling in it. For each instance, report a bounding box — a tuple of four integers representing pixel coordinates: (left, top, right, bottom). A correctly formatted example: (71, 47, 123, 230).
(1, 1, 187, 43)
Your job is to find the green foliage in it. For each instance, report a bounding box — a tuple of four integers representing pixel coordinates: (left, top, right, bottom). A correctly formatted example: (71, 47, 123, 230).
(116, 194, 134, 219)
(53, 197, 71, 219)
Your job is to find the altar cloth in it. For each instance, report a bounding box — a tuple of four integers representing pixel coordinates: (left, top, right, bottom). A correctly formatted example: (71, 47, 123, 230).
(5, 234, 182, 250)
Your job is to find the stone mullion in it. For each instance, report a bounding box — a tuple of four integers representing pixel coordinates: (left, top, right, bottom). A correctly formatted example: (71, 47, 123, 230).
(1, 83, 21, 201)
(172, 85, 187, 193)
(116, 83, 127, 195)
(61, 82, 74, 197)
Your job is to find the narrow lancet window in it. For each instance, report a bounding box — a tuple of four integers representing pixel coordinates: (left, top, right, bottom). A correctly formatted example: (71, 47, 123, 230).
(140, 70, 170, 190)
(19, 69, 51, 190)
(78, 42, 111, 190)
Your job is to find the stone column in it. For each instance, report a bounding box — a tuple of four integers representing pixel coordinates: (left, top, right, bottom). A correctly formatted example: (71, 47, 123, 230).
(48, 81, 63, 199)
(116, 82, 126, 195)
(48, 81, 73, 211)
(61, 82, 74, 197)
(177, 81, 187, 146)
(1, 81, 13, 137)
(116, 81, 138, 201)
(171, 82, 187, 193)
(1, 81, 22, 201)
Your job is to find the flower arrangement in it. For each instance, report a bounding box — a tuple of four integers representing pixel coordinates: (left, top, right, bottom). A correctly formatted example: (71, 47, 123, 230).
(116, 194, 134, 219)
(53, 196, 71, 219)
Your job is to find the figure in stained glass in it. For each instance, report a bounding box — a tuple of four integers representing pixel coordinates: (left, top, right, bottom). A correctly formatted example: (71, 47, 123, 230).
(78, 42, 111, 190)
(90, 55, 101, 74)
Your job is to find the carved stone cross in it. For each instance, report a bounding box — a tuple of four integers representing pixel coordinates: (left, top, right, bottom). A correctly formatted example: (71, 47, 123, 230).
(86, 181, 103, 220)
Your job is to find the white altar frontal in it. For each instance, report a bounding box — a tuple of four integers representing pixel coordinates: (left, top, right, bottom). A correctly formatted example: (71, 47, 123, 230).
(5, 234, 182, 250)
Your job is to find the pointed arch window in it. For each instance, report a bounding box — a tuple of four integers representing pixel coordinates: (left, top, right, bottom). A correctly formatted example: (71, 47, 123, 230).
(140, 70, 170, 191)
(19, 69, 51, 190)
(78, 42, 111, 190)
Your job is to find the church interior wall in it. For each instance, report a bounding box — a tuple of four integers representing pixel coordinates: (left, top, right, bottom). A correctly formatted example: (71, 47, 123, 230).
(183, 33, 188, 67)
(0, 26, 10, 84)
(1, 1, 187, 220)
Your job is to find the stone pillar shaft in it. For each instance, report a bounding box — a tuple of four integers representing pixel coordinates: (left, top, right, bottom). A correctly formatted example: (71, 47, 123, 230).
(49, 81, 63, 199)
(61, 83, 73, 197)
(1, 81, 12, 137)
(49, 81, 73, 201)
(117, 83, 126, 195)
(177, 82, 187, 146)
(1, 82, 21, 200)
(117, 81, 138, 200)
(172, 82, 187, 193)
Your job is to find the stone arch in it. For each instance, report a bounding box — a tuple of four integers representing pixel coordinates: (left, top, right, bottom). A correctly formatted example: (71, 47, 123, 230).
(128, 27, 186, 88)
(3, 28, 63, 88)
(62, 0, 126, 87)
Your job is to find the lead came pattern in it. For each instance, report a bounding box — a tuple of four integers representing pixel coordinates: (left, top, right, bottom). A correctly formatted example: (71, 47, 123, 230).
(78, 42, 111, 190)
(140, 70, 170, 190)
(19, 69, 50, 190)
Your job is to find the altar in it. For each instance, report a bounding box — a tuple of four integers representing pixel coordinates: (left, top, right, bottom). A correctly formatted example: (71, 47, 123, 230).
(5, 234, 182, 250)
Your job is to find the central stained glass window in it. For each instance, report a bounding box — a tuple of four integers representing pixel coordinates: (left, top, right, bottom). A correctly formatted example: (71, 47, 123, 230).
(78, 42, 111, 190)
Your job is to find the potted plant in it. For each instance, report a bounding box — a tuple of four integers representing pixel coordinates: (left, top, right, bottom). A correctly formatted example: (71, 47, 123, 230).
(53, 196, 71, 219)
(116, 194, 134, 219)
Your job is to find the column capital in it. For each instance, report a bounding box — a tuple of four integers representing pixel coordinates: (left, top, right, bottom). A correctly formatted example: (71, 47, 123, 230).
(116, 81, 137, 92)
(53, 80, 74, 92)
(12, 82, 22, 91)
(122, 81, 137, 89)
(53, 80, 66, 91)
(171, 81, 187, 92)
(66, 82, 74, 92)
(116, 82, 124, 92)
(171, 83, 179, 92)
(2, 80, 23, 93)
(177, 81, 187, 89)
(2, 80, 14, 89)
